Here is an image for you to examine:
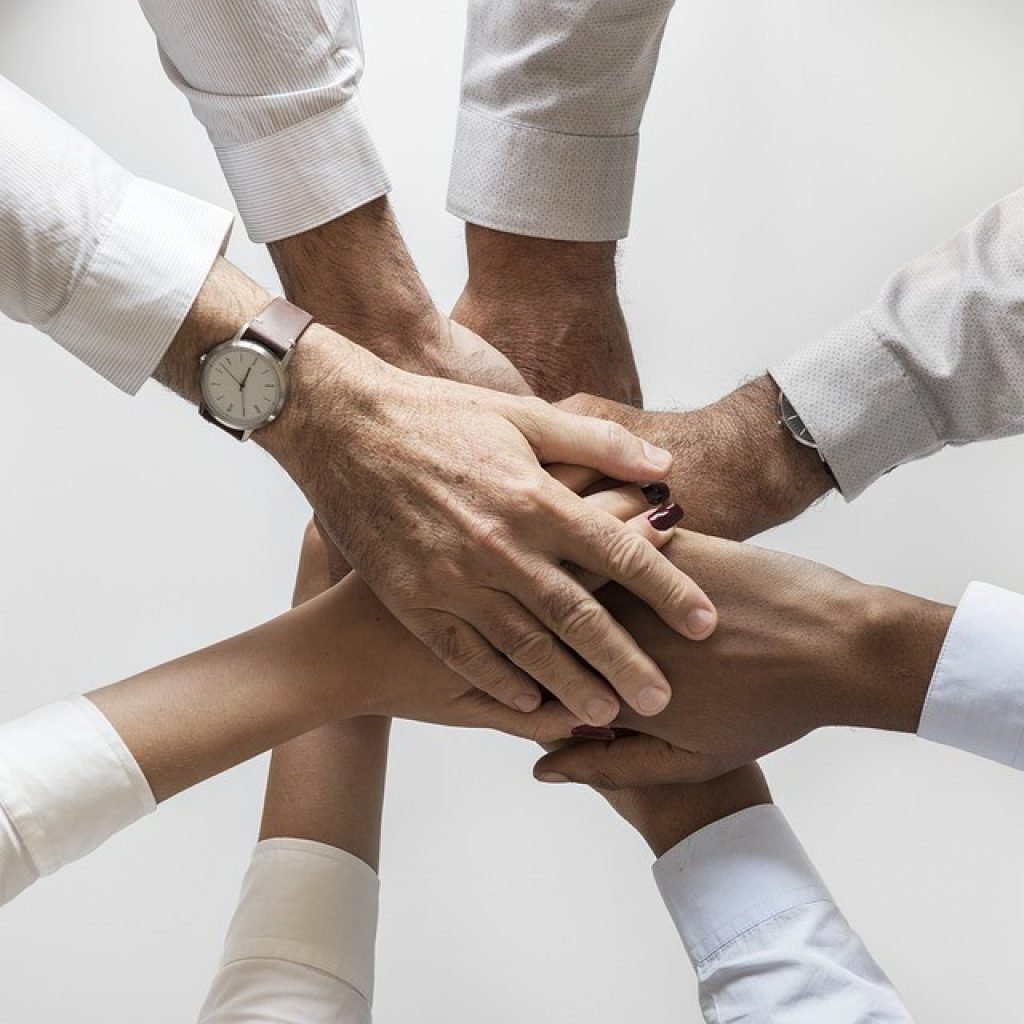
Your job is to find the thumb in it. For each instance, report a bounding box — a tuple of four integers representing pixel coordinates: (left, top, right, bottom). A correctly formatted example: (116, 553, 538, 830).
(533, 735, 708, 788)
(524, 405, 673, 483)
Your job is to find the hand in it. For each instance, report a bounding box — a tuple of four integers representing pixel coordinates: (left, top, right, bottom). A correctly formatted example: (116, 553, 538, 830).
(534, 530, 955, 786)
(268, 331, 718, 727)
(557, 380, 836, 541)
(296, 481, 685, 739)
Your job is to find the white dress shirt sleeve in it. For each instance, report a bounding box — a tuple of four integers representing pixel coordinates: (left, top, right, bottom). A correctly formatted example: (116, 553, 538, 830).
(138, 0, 391, 244)
(0, 696, 155, 907)
(918, 582, 1024, 768)
(448, 0, 677, 242)
(771, 188, 1024, 499)
(0, 77, 233, 394)
(654, 804, 913, 1023)
(198, 839, 379, 1024)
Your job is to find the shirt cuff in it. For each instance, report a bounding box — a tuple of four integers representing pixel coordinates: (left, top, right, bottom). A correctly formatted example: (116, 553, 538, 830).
(48, 178, 232, 395)
(918, 582, 1024, 768)
(0, 696, 155, 878)
(221, 838, 380, 1005)
(447, 106, 638, 241)
(770, 313, 942, 500)
(653, 804, 832, 967)
(213, 97, 390, 244)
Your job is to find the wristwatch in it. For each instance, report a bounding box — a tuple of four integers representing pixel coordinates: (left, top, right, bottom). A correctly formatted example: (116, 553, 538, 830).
(199, 298, 314, 441)
(778, 388, 836, 482)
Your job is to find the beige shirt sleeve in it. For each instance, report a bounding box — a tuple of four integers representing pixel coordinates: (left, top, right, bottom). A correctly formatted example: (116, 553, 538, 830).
(772, 188, 1024, 499)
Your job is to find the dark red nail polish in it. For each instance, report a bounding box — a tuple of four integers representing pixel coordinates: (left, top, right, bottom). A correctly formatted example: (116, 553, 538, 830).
(641, 482, 671, 506)
(572, 725, 620, 741)
(648, 502, 684, 531)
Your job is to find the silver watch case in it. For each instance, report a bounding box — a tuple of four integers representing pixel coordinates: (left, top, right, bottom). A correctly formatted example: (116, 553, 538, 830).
(199, 331, 293, 442)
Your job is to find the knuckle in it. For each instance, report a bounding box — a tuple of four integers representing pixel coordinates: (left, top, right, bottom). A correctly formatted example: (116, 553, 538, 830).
(604, 530, 654, 583)
(589, 770, 621, 791)
(507, 628, 559, 672)
(556, 596, 607, 648)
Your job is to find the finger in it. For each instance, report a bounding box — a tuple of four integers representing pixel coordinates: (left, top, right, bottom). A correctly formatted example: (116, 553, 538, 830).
(545, 464, 605, 493)
(533, 735, 709, 788)
(447, 691, 581, 744)
(514, 566, 673, 718)
(574, 504, 680, 592)
(565, 505, 717, 643)
(519, 403, 673, 483)
(470, 596, 622, 727)
(580, 484, 655, 522)
(410, 610, 543, 713)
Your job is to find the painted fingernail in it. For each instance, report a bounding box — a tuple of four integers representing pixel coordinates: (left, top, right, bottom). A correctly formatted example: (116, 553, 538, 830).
(637, 685, 670, 714)
(537, 771, 570, 784)
(585, 699, 618, 726)
(648, 502, 684, 531)
(572, 725, 618, 741)
(641, 482, 671, 506)
(643, 442, 673, 471)
(514, 693, 541, 712)
(687, 607, 716, 636)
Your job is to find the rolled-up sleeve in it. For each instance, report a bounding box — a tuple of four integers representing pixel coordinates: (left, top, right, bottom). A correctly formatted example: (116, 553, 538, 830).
(0, 77, 232, 393)
(772, 188, 1024, 499)
(918, 582, 1024, 769)
(139, 0, 391, 244)
(0, 697, 155, 907)
(654, 805, 912, 1023)
(199, 838, 379, 1024)
(448, 0, 677, 241)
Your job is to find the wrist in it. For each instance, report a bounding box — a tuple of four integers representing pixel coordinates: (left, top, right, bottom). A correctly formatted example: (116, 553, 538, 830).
(255, 322, 394, 479)
(464, 224, 618, 298)
(839, 586, 955, 734)
(697, 376, 835, 538)
(608, 767, 773, 858)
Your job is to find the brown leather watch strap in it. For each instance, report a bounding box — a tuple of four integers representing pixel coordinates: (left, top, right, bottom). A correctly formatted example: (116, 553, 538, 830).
(243, 297, 314, 357)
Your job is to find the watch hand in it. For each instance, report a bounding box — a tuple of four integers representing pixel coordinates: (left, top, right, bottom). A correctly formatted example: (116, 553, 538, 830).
(223, 368, 244, 387)
(240, 366, 253, 390)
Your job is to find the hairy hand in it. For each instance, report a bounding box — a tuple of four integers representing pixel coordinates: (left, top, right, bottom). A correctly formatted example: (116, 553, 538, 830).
(557, 381, 835, 541)
(296, 481, 685, 741)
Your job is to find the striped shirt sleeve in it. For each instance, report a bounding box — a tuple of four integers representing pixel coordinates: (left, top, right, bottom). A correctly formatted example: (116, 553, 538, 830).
(0, 75, 232, 393)
(138, 0, 391, 244)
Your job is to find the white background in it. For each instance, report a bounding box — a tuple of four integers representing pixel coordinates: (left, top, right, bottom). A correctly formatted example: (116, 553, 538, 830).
(2, 1, 1024, 1020)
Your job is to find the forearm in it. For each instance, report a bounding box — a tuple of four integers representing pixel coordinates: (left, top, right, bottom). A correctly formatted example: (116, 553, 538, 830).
(454, 226, 640, 404)
(85, 596, 358, 803)
(259, 719, 390, 871)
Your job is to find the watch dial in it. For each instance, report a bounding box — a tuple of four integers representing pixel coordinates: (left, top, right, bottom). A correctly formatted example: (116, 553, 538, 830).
(202, 344, 284, 430)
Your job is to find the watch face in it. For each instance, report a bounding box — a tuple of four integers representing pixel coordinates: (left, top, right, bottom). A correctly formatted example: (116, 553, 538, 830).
(779, 393, 817, 447)
(200, 339, 286, 431)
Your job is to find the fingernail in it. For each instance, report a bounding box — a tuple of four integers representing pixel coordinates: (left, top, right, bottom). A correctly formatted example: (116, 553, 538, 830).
(637, 685, 670, 714)
(648, 502, 684, 531)
(640, 482, 671, 506)
(585, 699, 618, 726)
(643, 442, 673, 471)
(572, 725, 618, 741)
(537, 771, 570, 784)
(514, 693, 541, 712)
(687, 607, 716, 637)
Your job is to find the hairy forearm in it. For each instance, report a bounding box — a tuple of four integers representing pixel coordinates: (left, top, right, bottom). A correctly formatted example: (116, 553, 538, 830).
(269, 198, 437, 368)
(454, 225, 641, 404)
